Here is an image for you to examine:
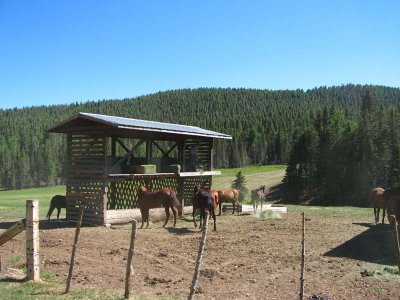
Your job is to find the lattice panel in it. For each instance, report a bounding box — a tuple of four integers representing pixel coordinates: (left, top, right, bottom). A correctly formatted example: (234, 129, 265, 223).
(107, 176, 179, 209)
(182, 176, 211, 206)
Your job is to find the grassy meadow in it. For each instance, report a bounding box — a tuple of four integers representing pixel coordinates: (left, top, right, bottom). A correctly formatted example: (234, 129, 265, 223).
(0, 185, 66, 221)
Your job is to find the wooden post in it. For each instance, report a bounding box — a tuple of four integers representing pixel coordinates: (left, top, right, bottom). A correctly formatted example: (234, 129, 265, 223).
(26, 200, 40, 281)
(65, 207, 84, 293)
(0, 252, 3, 273)
(388, 215, 400, 274)
(300, 212, 305, 300)
(209, 139, 213, 170)
(124, 220, 138, 299)
(146, 139, 153, 164)
(178, 177, 185, 216)
(188, 212, 209, 300)
(179, 142, 185, 172)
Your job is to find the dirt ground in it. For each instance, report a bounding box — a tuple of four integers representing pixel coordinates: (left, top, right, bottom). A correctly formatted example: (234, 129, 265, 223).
(1, 209, 400, 300)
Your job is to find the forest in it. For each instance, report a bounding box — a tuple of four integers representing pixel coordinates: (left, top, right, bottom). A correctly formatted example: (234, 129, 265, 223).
(0, 84, 399, 206)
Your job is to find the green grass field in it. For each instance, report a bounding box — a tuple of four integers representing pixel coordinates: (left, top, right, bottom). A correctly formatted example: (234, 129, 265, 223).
(0, 185, 66, 221)
(214, 164, 286, 177)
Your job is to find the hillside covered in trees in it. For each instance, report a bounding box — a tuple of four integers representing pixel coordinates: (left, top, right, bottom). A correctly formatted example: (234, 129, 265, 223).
(0, 84, 399, 206)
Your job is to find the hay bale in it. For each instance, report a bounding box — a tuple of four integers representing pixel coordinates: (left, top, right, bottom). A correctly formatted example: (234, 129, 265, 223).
(135, 164, 157, 174)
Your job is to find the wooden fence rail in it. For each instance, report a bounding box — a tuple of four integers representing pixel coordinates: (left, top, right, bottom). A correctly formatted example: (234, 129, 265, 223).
(0, 219, 26, 247)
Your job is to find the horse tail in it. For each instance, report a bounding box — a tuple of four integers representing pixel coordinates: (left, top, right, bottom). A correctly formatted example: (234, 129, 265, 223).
(169, 191, 182, 214)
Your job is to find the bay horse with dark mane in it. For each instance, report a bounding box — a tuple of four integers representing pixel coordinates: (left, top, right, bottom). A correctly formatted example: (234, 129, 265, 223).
(251, 185, 267, 212)
(370, 187, 386, 224)
(138, 186, 181, 229)
(192, 186, 217, 231)
(217, 189, 240, 215)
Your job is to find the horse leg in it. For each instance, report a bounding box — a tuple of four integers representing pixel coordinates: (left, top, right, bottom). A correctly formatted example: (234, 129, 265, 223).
(140, 208, 145, 228)
(193, 207, 198, 228)
(232, 201, 235, 214)
(218, 202, 222, 216)
(374, 208, 378, 224)
(199, 209, 204, 230)
(47, 206, 55, 220)
(146, 209, 150, 228)
(56, 207, 61, 220)
(382, 208, 385, 224)
(260, 197, 263, 212)
(171, 206, 178, 227)
(211, 208, 217, 231)
(163, 206, 170, 228)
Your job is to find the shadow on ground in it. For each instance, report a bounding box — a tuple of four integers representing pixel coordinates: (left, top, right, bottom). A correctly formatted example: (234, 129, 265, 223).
(324, 223, 398, 265)
(165, 226, 196, 235)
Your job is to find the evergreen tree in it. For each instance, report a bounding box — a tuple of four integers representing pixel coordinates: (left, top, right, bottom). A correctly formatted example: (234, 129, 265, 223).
(232, 171, 248, 201)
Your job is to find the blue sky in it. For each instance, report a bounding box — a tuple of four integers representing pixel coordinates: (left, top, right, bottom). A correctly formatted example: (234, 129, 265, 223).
(0, 1, 399, 109)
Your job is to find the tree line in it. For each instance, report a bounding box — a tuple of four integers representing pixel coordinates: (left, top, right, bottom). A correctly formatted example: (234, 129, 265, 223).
(283, 90, 400, 206)
(0, 84, 399, 207)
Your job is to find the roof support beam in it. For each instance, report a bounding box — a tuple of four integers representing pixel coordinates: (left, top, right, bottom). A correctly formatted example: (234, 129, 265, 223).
(107, 139, 145, 174)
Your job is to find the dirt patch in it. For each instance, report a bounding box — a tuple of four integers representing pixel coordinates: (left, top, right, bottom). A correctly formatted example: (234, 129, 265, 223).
(1, 211, 399, 299)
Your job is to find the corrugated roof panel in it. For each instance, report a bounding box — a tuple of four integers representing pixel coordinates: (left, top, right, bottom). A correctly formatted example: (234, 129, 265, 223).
(79, 112, 232, 139)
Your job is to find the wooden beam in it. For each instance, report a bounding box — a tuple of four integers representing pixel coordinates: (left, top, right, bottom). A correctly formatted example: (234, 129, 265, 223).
(164, 143, 178, 158)
(107, 140, 145, 174)
(0, 219, 26, 246)
(117, 138, 130, 153)
(111, 137, 116, 157)
(152, 141, 168, 156)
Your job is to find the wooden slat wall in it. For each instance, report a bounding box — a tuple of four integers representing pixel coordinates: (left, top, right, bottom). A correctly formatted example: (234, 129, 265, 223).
(66, 134, 106, 225)
(184, 139, 212, 172)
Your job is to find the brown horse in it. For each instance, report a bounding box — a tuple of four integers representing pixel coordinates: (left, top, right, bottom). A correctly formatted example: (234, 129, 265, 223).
(251, 185, 266, 212)
(192, 186, 217, 231)
(138, 186, 181, 229)
(47, 195, 67, 220)
(383, 187, 400, 223)
(371, 187, 386, 224)
(217, 189, 240, 215)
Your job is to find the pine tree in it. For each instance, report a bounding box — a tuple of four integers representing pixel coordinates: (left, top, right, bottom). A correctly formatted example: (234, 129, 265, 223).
(232, 171, 248, 201)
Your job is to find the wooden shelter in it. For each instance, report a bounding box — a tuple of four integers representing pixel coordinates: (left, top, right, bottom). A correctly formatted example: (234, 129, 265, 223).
(48, 112, 231, 225)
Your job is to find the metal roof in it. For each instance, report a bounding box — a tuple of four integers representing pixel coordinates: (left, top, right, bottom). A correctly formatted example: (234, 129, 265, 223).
(49, 112, 232, 139)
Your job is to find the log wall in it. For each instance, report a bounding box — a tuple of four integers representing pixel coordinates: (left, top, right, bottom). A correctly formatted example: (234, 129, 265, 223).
(66, 134, 106, 225)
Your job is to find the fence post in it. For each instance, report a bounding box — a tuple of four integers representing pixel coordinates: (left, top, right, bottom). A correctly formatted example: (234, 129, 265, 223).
(124, 219, 138, 299)
(65, 207, 84, 293)
(26, 199, 40, 281)
(0, 252, 3, 273)
(300, 212, 305, 300)
(388, 215, 400, 274)
(188, 212, 209, 300)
